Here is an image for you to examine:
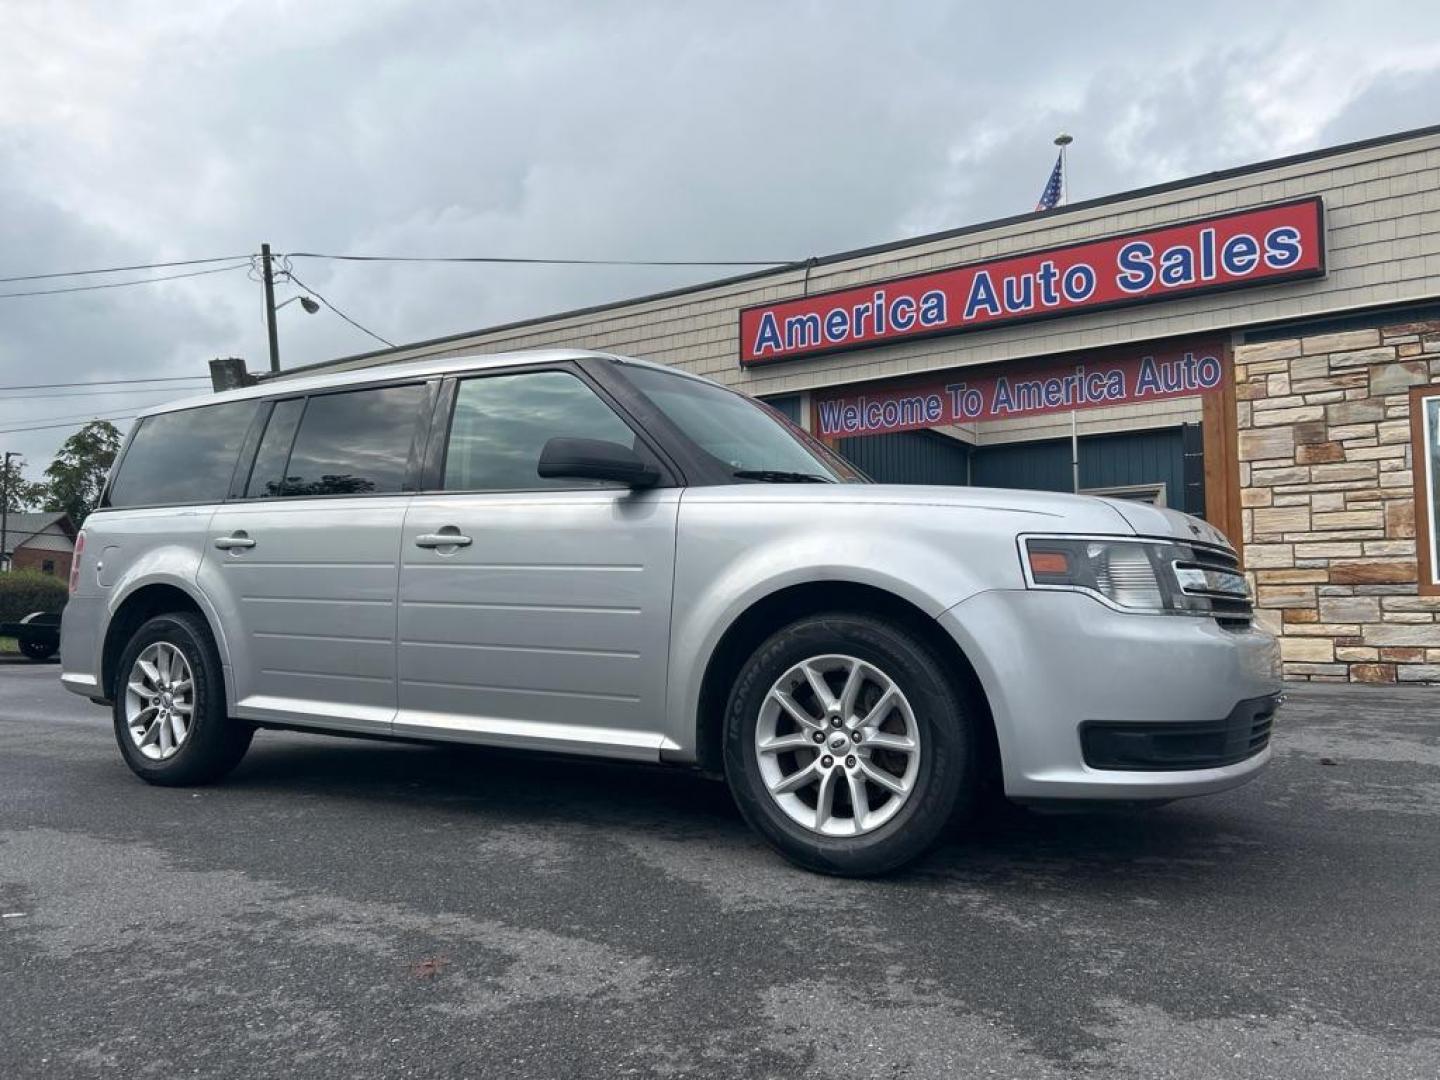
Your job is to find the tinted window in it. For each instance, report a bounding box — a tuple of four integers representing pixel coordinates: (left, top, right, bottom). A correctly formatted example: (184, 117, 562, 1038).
(279, 384, 425, 497)
(444, 371, 638, 491)
(108, 402, 257, 507)
(245, 398, 304, 498)
(621, 364, 863, 482)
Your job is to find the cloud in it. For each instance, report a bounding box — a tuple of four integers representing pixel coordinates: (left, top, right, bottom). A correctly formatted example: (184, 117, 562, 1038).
(1, 0, 1436, 472)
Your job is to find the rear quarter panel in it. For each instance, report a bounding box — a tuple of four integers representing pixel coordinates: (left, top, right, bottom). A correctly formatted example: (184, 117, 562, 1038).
(61, 506, 222, 698)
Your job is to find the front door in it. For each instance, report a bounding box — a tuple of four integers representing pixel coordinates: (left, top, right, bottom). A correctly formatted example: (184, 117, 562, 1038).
(198, 382, 430, 734)
(395, 368, 679, 758)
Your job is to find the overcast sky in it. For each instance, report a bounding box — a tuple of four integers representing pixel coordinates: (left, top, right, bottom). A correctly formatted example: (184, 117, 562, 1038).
(1, 0, 1438, 476)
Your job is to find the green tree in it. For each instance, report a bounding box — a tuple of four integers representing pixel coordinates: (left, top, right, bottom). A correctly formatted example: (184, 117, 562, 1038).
(41, 420, 123, 526)
(0, 457, 44, 513)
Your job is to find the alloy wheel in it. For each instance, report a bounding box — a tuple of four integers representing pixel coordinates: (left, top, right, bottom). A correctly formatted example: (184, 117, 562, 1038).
(754, 654, 921, 837)
(124, 641, 195, 761)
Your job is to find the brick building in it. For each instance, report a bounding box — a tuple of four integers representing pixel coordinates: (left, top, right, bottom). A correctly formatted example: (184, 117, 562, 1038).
(278, 125, 1440, 684)
(1, 512, 76, 579)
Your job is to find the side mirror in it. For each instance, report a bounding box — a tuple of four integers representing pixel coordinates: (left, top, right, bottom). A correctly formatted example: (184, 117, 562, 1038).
(537, 437, 660, 488)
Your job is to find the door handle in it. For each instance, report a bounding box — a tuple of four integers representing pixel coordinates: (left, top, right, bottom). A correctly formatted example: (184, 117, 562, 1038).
(214, 534, 256, 550)
(415, 531, 472, 549)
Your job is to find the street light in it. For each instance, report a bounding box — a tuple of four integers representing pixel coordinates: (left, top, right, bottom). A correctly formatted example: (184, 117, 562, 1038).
(259, 241, 319, 374)
(275, 295, 321, 314)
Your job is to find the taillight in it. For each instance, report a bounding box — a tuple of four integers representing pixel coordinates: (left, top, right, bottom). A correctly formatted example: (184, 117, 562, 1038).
(69, 531, 86, 596)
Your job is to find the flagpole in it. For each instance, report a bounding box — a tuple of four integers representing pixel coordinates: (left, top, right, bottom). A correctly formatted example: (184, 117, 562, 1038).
(1054, 132, 1073, 207)
(1050, 132, 1077, 486)
(1071, 409, 1080, 493)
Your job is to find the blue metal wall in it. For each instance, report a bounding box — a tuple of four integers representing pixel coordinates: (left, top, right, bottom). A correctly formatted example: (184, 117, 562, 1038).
(762, 391, 1196, 513)
(970, 439, 1071, 492)
(969, 427, 1196, 512)
(761, 394, 803, 423)
(1082, 427, 1191, 510)
(837, 430, 971, 485)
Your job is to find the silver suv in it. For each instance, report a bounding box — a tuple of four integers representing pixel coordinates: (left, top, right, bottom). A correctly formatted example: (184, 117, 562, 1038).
(60, 349, 1281, 875)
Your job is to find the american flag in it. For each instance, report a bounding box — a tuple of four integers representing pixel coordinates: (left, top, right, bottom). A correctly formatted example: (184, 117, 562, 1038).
(1035, 152, 1064, 211)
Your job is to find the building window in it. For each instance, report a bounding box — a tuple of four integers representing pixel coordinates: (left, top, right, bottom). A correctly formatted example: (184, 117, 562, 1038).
(42, 559, 55, 575)
(1080, 482, 1168, 507)
(1410, 385, 1440, 596)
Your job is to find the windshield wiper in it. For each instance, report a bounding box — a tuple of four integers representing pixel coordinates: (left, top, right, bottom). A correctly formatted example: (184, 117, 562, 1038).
(732, 469, 836, 483)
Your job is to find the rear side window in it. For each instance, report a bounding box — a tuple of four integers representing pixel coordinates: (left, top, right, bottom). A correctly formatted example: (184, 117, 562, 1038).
(443, 370, 639, 491)
(275, 384, 426, 497)
(108, 402, 257, 508)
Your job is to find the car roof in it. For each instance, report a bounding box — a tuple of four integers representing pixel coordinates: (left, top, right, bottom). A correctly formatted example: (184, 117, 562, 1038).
(135, 348, 712, 418)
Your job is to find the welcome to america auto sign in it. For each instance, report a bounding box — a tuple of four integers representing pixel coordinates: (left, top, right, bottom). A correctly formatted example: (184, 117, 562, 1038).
(812, 338, 1227, 438)
(739, 198, 1325, 366)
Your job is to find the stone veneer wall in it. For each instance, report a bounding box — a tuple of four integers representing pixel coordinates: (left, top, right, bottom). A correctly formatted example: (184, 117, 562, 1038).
(1235, 320, 1440, 683)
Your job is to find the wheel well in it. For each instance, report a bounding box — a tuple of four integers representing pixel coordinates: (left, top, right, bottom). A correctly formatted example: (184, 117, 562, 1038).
(694, 581, 1000, 787)
(101, 585, 209, 699)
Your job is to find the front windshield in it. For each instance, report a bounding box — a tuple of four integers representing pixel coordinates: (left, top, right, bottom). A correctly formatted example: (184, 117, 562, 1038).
(621, 364, 866, 483)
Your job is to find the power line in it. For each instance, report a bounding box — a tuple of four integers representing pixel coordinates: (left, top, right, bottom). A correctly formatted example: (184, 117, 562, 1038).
(0, 249, 796, 288)
(285, 252, 795, 268)
(0, 261, 251, 299)
(0, 386, 198, 403)
(284, 269, 394, 348)
(0, 413, 137, 436)
(0, 404, 145, 428)
(0, 254, 252, 285)
(0, 375, 208, 392)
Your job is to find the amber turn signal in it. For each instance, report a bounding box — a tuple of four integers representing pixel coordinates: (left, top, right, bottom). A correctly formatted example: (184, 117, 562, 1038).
(1028, 550, 1071, 576)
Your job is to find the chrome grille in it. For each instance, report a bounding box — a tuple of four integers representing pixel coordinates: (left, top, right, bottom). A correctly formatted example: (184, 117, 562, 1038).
(1173, 543, 1253, 627)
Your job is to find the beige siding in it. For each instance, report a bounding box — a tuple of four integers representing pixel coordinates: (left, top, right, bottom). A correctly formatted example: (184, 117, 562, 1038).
(302, 132, 1440, 398)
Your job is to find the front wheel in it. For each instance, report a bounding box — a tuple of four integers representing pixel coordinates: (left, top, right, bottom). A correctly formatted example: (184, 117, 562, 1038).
(723, 613, 977, 876)
(112, 611, 254, 786)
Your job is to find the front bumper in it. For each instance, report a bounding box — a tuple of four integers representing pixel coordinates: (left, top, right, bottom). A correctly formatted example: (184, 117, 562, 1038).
(938, 589, 1282, 802)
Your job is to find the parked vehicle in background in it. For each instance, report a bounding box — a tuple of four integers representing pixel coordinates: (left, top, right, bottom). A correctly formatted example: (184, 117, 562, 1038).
(59, 349, 1281, 875)
(2, 610, 61, 660)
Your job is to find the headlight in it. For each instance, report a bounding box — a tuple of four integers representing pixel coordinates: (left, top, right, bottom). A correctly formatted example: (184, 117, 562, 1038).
(1021, 535, 1250, 616)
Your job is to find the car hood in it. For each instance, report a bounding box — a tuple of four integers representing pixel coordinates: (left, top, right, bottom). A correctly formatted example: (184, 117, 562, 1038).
(1095, 497, 1233, 550)
(683, 483, 1123, 532)
(683, 484, 1230, 547)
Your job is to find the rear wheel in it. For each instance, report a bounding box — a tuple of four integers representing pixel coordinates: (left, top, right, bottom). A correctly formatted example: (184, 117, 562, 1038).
(112, 612, 253, 786)
(19, 638, 56, 661)
(723, 613, 976, 876)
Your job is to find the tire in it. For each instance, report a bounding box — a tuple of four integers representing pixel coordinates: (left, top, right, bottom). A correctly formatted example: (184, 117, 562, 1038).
(723, 612, 976, 876)
(19, 638, 56, 661)
(112, 611, 254, 786)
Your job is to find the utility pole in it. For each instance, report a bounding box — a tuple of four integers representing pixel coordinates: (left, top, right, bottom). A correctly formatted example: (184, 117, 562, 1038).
(261, 242, 281, 374)
(1, 451, 19, 574)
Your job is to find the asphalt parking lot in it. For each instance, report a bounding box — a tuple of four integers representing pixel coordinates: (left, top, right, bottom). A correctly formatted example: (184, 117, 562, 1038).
(2, 658, 1438, 1079)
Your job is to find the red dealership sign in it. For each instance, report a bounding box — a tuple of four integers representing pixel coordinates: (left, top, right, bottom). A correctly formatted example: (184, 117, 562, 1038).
(812, 337, 1228, 439)
(740, 198, 1324, 366)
